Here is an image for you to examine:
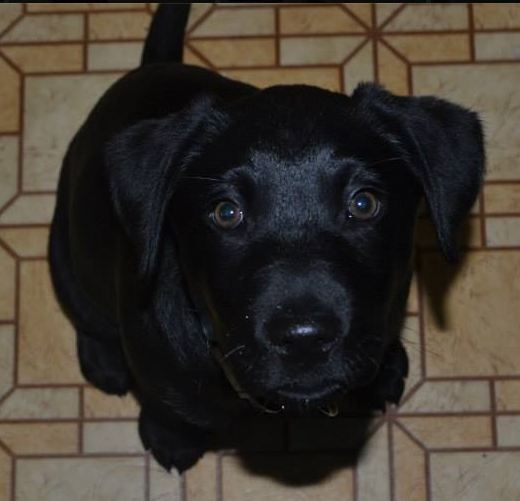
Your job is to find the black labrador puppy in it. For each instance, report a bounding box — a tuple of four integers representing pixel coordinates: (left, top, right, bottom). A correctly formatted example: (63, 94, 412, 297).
(49, 5, 484, 472)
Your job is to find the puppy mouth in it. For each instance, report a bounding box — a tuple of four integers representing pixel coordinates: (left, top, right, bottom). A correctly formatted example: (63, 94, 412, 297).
(257, 381, 345, 415)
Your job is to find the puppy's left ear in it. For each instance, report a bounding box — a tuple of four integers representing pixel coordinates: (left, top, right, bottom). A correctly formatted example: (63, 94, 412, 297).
(106, 96, 227, 280)
(352, 84, 485, 262)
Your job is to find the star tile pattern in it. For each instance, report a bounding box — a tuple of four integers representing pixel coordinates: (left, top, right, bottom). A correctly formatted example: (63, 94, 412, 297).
(0, 3, 519, 500)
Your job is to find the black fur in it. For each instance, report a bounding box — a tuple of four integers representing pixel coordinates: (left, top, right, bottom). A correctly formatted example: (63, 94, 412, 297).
(49, 5, 484, 472)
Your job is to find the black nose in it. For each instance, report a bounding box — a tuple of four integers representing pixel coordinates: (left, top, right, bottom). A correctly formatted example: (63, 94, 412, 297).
(266, 315, 340, 355)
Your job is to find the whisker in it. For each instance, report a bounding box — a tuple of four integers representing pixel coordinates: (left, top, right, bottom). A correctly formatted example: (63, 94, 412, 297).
(366, 156, 406, 168)
(222, 344, 246, 360)
(182, 175, 223, 183)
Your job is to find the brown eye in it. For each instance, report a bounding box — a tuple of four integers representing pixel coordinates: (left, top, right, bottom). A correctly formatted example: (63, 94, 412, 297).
(211, 201, 243, 230)
(348, 191, 380, 220)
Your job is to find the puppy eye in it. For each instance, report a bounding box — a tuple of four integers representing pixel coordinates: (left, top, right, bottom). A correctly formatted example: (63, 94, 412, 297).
(211, 201, 244, 230)
(348, 191, 380, 220)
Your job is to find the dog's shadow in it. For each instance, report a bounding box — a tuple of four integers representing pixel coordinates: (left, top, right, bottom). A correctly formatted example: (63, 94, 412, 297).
(214, 396, 379, 486)
(415, 214, 477, 330)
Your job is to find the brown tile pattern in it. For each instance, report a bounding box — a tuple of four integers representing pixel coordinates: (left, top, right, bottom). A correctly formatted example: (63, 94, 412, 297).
(0, 3, 518, 500)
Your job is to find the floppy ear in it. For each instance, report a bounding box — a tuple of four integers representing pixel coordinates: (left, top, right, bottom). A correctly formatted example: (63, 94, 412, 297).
(105, 96, 227, 279)
(352, 83, 485, 262)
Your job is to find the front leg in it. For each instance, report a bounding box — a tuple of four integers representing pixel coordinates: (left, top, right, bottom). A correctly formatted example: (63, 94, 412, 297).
(357, 340, 409, 411)
(139, 407, 211, 473)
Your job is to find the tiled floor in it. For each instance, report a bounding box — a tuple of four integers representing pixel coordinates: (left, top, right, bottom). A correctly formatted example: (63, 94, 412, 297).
(0, 3, 519, 500)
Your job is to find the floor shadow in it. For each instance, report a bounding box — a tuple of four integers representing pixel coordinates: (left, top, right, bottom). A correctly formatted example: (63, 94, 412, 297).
(415, 216, 477, 330)
(212, 393, 381, 485)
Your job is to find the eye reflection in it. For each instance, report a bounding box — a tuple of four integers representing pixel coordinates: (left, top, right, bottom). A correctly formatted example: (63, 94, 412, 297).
(211, 201, 244, 230)
(348, 191, 380, 220)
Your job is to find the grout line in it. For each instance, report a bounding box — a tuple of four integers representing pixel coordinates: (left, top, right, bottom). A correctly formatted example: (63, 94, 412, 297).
(468, 3, 476, 62)
(274, 5, 280, 67)
(371, 4, 379, 84)
(144, 453, 150, 501)
(425, 450, 432, 501)
(490, 380, 498, 448)
(78, 386, 84, 454)
(480, 190, 487, 247)
(388, 422, 395, 501)
(216, 451, 223, 501)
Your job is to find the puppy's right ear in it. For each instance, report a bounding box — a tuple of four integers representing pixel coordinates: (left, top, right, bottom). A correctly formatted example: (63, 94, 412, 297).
(105, 96, 227, 280)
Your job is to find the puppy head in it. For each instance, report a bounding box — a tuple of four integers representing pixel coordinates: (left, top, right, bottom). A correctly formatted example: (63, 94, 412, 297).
(108, 84, 484, 411)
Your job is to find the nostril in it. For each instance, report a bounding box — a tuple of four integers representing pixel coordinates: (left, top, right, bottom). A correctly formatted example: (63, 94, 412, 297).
(288, 323, 319, 337)
(267, 318, 339, 354)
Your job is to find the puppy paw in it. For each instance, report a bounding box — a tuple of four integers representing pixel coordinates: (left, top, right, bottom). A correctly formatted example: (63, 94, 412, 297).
(139, 408, 209, 473)
(77, 333, 131, 395)
(357, 341, 409, 411)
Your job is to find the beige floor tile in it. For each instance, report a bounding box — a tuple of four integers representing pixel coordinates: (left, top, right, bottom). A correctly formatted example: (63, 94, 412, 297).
(191, 38, 275, 68)
(16, 457, 146, 501)
(473, 4, 520, 30)
(413, 64, 520, 180)
(376, 4, 403, 27)
(83, 421, 142, 454)
(280, 6, 365, 35)
(398, 416, 492, 448)
(1, 44, 83, 73)
(0, 4, 21, 34)
(148, 455, 182, 501)
(88, 42, 141, 71)
(343, 41, 373, 94)
(183, 46, 211, 68)
(0, 387, 79, 419)
(0, 136, 18, 211)
(423, 251, 520, 377)
(0, 227, 49, 258)
(430, 451, 520, 501)
(356, 424, 390, 501)
(185, 452, 218, 501)
(495, 380, 520, 411)
(18, 260, 83, 384)
(497, 415, 520, 447)
(187, 4, 213, 31)
(377, 42, 408, 96)
(191, 8, 274, 37)
(344, 4, 372, 28)
(280, 36, 364, 66)
(0, 246, 15, 321)
(484, 184, 520, 214)
(0, 57, 20, 133)
(83, 387, 139, 418)
(221, 68, 340, 92)
(0, 445, 11, 501)
(1, 14, 83, 43)
(486, 217, 520, 247)
(88, 12, 150, 41)
(23, 74, 119, 191)
(400, 316, 422, 400)
(27, 3, 146, 12)
(415, 217, 481, 249)
(222, 454, 354, 501)
(0, 325, 14, 400)
(384, 4, 468, 31)
(393, 425, 427, 501)
(0, 194, 55, 224)
(475, 33, 520, 61)
(399, 381, 490, 413)
(384, 34, 470, 63)
(0, 422, 78, 454)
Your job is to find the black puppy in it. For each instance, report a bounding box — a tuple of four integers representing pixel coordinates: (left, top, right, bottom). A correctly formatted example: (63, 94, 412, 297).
(49, 5, 484, 472)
